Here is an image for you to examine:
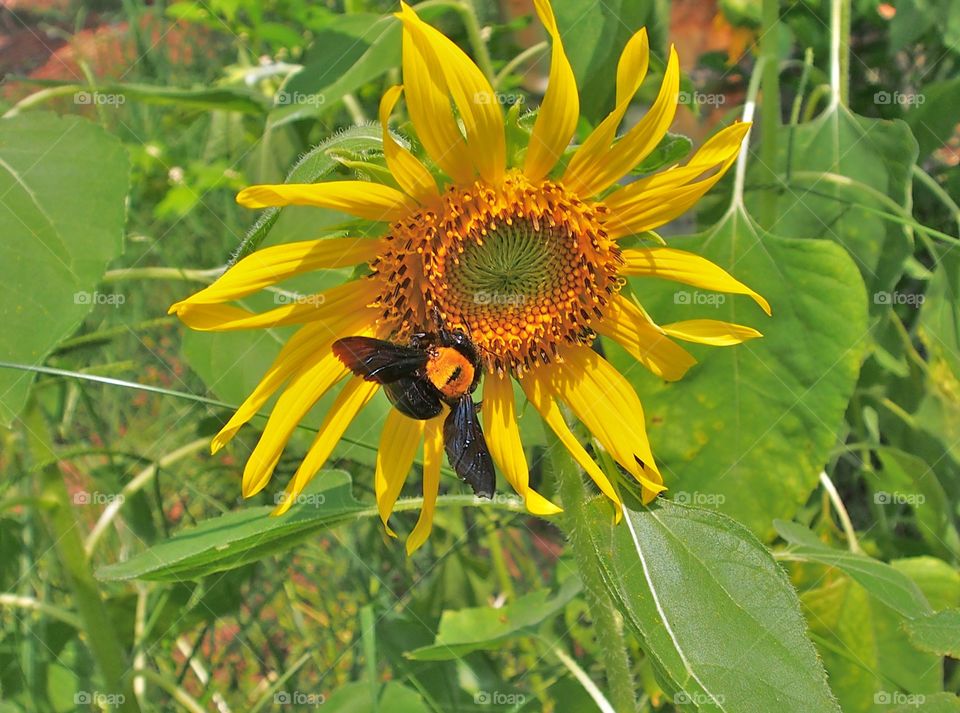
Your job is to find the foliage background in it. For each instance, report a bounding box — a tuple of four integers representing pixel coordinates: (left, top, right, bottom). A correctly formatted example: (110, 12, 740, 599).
(0, 0, 959, 711)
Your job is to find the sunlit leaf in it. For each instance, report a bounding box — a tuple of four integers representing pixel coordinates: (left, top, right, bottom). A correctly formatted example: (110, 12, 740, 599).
(0, 112, 129, 426)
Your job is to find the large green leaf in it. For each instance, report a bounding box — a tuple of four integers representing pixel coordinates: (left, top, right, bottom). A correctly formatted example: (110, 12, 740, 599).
(0, 112, 129, 426)
(904, 609, 960, 658)
(611, 206, 868, 535)
(585, 499, 839, 712)
(406, 578, 581, 661)
(775, 520, 931, 619)
(802, 576, 942, 713)
(269, 13, 401, 128)
(749, 105, 916, 297)
(96, 470, 364, 581)
(552, 0, 663, 124)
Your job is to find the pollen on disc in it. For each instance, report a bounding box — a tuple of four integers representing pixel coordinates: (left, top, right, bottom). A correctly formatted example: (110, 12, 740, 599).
(369, 171, 622, 375)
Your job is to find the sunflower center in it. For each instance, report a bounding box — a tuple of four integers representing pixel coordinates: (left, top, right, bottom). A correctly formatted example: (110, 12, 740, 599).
(370, 171, 622, 374)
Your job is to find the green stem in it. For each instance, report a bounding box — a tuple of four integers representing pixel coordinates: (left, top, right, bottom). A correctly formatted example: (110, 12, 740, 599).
(457, 0, 496, 81)
(758, 0, 782, 228)
(546, 429, 636, 712)
(25, 406, 141, 713)
(494, 41, 548, 90)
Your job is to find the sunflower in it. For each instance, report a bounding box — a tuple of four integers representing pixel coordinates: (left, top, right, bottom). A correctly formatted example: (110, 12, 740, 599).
(170, 0, 770, 553)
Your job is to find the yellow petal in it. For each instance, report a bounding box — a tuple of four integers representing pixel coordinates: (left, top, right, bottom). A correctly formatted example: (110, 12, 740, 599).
(272, 377, 380, 515)
(520, 373, 621, 520)
(379, 85, 439, 204)
(171, 279, 378, 331)
(565, 45, 680, 197)
(604, 123, 751, 237)
(212, 306, 378, 453)
(620, 247, 771, 315)
(549, 346, 666, 501)
(397, 3, 505, 185)
(236, 180, 414, 222)
(375, 409, 425, 537)
(397, 8, 472, 184)
(406, 415, 444, 554)
(482, 373, 562, 515)
(661, 319, 763, 346)
(617, 122, 751, 194)
(562, 28, 649, 191)
(523, 0, 579, 182)
(171, 238, 382, 307)
(242, 350, 353, 498)
(596, 295, 696, 381)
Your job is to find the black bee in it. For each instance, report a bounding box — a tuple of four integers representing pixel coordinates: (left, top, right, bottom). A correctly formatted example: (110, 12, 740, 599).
(332, 327, 495, 498)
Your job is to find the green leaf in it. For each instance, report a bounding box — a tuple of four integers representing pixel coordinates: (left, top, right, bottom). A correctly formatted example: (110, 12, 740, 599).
(775, 520, 931, 619)
(629, 132, 694, 176)
(270, 13, 401, 128)
(96, 470, 364, 582)
(405, 578, 581, 661)
(802, 575, 942, 713)
(751, 105, 917, 298)
(586, 499, 839, 712)
(893, 557, 960, 611)
(919, 248, 960, 380)
(10, 79, 270, 114)
(905, 609, 960, 658)
(0, 112, 129, 426)
(321, 681, 430, 713)
(874, 448, 960, 560)
(612, 206, 868, 535)
(552, 0, 664, 124)
(905, 77, 960, 161)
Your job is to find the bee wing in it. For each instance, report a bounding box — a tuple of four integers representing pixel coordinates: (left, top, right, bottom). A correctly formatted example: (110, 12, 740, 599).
(332, 336, 429, 384)
(443, 394, 495, 498)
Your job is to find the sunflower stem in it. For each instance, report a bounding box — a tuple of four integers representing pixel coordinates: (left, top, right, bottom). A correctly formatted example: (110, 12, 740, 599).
(457, 0, 496, 82)
(757, 0, 782, 228)
(545, 429, 637, 712)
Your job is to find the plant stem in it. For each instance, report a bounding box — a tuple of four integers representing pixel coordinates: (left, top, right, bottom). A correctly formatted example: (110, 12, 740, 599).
(494, 41, 548, 90)
(457, 0, 496, 82)
(818, 471, 862, 553)
(546, 429, 637, 712)
(25, 405, 141, 713)
(758, 0, 782, 229)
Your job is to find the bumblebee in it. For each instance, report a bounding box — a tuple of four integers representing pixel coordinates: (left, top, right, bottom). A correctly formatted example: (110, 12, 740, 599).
(332, 328, 495, 497)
